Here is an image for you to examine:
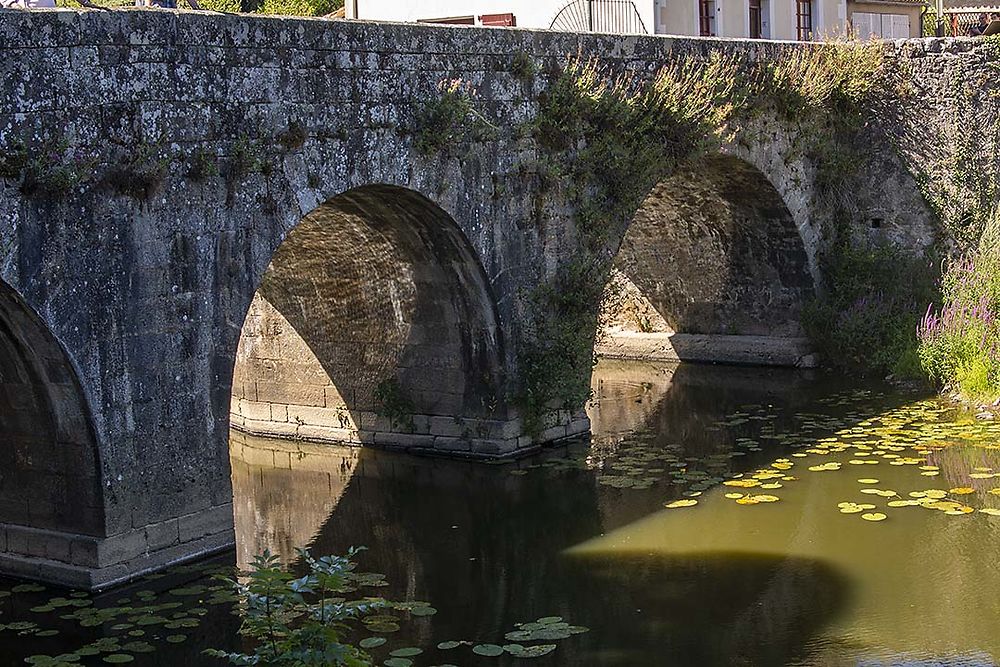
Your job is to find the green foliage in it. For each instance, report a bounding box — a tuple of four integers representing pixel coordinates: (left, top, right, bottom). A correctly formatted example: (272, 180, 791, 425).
(511, 52, 537, 83)
(20, 137, 98, 199)
(188, 147, 220, 182)
(373, 378, 415, 432)
(105, 141, 170, 202)
(760, 42, 887, 127)
(803, 243, 939, 378)
(225, 135, 266, 207)
(201, 0, 242, 12)
(206, 548, 379, 667)
(254, 0, 339, 17)
(517, 255, 606, 432)
(918, 223, 1000, 400)
(0, 140, 28, 181)
(413, 79, 496, 155)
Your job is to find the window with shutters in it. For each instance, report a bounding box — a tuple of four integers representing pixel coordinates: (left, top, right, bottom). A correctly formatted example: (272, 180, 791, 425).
(852, 11, 877, 38)
(699, 0, 716, 36)
(852, 12, 910, 39)
(796, 0, 813, 40)
(749, 0, 762, 37)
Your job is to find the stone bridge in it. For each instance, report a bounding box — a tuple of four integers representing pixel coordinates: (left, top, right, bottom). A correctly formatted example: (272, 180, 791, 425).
(0, 8, 994, 588)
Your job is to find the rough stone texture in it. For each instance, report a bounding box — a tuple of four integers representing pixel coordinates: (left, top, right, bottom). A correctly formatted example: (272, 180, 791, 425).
(608, 155, 813, 337)
(0, 9, 977, 586)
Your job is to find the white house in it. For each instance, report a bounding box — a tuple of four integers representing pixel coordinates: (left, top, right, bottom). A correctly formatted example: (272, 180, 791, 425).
(344, 0, 923, 39)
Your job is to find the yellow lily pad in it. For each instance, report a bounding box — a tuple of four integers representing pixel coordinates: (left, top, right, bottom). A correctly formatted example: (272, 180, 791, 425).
(861, 512, 887, 522)
(949, 487, 975, 495)
(665, 500, 698, 509)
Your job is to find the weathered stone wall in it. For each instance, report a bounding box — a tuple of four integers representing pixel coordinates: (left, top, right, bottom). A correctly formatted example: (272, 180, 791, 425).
(608, 155, 813, 337)
(0, 9, 985, 586)
(230, 185, 534, 454)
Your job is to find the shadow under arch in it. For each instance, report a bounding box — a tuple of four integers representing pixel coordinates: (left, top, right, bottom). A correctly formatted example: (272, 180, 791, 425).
(603, 154, 815, 341)
(0, 280, 105, 538)
(230, 184, 520, 456)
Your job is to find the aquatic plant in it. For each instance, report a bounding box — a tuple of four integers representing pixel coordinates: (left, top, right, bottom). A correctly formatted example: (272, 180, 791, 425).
(207, 547, 381, 667)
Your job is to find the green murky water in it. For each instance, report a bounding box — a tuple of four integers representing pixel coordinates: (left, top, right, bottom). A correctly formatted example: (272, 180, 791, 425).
(3, 359, 1000, 666)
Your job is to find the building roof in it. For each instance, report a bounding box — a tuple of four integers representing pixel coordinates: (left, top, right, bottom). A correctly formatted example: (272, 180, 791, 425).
(943, 0, 1000, 8)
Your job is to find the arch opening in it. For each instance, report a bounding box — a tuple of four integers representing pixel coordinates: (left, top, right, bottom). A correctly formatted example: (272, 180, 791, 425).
(0, 282, 105, 538)
(230, 185, 519, 457)
(598, 155, 816, 365)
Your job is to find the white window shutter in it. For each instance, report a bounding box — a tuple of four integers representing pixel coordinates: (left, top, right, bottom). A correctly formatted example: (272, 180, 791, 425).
(853, 12, 876, 39)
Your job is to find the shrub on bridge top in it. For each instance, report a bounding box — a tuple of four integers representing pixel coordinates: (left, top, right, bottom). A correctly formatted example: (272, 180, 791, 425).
(253, 0, 340, 16)
(201, 0, 242, 12)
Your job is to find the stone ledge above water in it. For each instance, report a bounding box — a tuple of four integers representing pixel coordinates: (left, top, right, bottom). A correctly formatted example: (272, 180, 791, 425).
(596, 331, 818, 368)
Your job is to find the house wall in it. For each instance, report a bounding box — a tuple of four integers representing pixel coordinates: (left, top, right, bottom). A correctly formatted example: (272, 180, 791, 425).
(658, 0, 849, 39)
(348, 0, 656, 33)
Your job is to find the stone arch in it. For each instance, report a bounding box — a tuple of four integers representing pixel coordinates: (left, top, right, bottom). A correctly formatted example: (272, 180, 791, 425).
(600, 155, 815, 364)
(0, 280, 105, 538)
(230, 185, 517, 456)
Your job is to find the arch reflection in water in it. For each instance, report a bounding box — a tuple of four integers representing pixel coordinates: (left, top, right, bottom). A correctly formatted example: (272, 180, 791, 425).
(229, 359, 852, 665)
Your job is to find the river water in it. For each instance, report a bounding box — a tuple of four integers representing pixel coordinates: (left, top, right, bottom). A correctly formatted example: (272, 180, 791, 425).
(3, 359, 1000, 666)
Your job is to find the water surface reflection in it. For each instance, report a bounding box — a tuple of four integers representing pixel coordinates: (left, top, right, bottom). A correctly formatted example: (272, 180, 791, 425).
(231, 360, 889, 665)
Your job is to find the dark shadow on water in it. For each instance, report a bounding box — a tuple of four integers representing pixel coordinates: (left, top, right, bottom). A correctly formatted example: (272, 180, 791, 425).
(297, 444, 851, 665)
(562, 551, 852, 667)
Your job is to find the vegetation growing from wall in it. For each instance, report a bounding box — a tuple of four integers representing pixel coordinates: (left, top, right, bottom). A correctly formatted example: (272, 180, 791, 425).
(374, 378, 415, 432)
(804, 242, 939, 378)
(413, 80, 496, 155)
(919, 221, 1000, 401)
(512, 44, 893, 429)
(105, 141, 170, 202)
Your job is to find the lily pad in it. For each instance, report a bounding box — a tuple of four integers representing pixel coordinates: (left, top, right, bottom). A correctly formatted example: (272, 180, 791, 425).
(473, 644, 505, 656)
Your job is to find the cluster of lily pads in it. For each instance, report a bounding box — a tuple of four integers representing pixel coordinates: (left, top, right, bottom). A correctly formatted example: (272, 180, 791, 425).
(362, 615, 588, 667)
(0, 564, 239, 666)
(3, 561, 431, 666)
(660, 395, 1000, 523)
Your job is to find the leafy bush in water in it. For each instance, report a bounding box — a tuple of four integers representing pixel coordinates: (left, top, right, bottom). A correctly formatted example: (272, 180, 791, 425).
(919, 228, 1000, 400)
(803, 243, 939, 378)
(207, 548, 380, 667)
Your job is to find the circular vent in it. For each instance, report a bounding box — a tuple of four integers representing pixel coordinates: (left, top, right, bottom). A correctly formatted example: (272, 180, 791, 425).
(549, 0, 648, 34)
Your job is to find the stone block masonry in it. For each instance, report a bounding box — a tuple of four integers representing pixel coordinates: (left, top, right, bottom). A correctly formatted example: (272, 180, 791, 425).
(0, 8, 984, 586)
